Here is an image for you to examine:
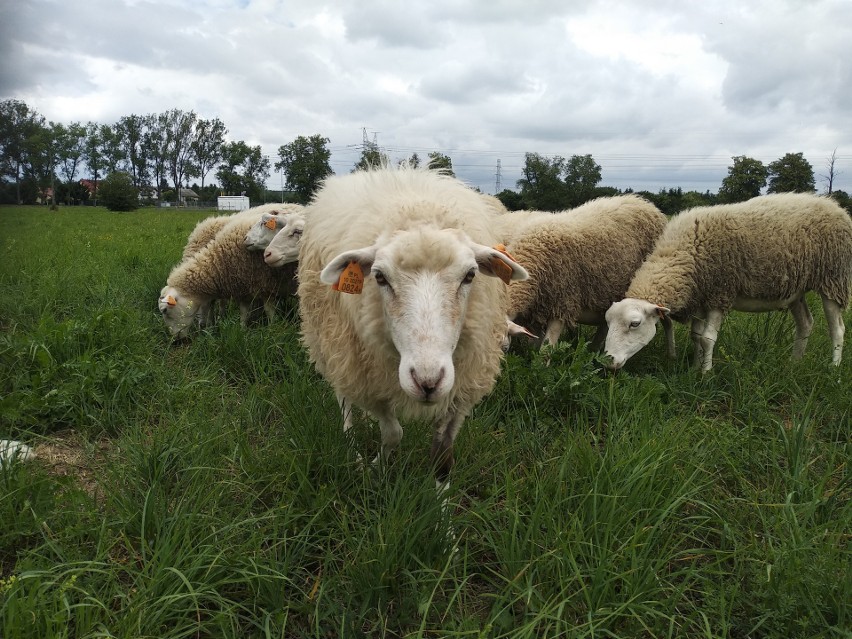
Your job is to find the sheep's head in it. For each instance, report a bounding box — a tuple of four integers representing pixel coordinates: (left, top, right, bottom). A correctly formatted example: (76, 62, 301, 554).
(603, 298, 670, 369)
(243, 212, 283, 250)
(320, 226, 527, 403)
(264, 215, 306, 267)
(158, 285, 204, 339)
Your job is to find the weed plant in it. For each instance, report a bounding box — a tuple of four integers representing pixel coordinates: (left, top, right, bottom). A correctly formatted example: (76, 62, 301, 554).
(0, 206, 849, 637)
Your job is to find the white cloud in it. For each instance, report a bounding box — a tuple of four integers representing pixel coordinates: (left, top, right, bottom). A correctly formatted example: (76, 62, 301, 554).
(3, 0, 851, 194)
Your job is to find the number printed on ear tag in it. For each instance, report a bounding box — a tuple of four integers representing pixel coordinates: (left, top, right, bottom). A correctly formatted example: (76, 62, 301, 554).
(332, 261, 364, 294)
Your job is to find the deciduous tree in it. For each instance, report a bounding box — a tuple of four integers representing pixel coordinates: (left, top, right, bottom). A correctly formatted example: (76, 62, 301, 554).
(99, 171, 139, 211)
(192, 117, 227, 190)
(427, 151, 454, 176)
(0, 99, 44, 203)
(217, 141, 270, 202)
(517, 152, 566, 211)
(276, 134, 333, 204)
(563, 154, 602, 207)
(353, 141, 390, 172)
(718, 155, 767, 203)
(767, 152, 815, 194)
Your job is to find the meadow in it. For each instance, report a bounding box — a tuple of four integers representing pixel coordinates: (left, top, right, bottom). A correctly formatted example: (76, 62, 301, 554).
(0, 204, 849, 638)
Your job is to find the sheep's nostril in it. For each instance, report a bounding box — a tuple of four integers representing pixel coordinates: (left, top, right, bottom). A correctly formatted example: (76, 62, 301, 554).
(411, 367, 446, 399)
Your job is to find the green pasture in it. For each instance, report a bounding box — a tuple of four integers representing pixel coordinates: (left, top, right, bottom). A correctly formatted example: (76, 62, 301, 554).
(0, 205, 849, 638)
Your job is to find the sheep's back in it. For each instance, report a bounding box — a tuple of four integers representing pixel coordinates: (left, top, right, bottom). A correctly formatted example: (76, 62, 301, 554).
(628, 193, 852, 314)
(507, 196, 666, 325)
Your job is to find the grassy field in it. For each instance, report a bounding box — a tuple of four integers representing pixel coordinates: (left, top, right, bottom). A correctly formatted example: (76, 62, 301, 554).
(0, 204, 849, 638)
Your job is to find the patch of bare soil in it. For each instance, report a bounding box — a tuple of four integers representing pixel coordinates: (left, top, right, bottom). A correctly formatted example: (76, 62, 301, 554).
(33, 430, 112, 502)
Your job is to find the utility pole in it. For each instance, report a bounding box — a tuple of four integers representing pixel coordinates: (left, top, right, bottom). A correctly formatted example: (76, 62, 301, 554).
(494, 159, 502, 194)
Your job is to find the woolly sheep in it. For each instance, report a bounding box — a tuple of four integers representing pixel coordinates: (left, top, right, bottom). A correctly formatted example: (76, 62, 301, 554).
(499, 195, 673, 351)
(159, 210, 298, 339)
(298, 167, 527, 488)
(243, 203, 306, 251)
(263, 212, 307, 268)
(604, 193, 852, 372)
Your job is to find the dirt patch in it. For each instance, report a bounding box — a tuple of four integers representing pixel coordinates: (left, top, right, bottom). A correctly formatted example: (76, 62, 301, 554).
(33, 430, 112, 501)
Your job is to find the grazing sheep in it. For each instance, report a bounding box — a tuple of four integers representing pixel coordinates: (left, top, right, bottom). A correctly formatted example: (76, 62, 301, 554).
(604, 193, 852, 371)
(159, 210, 298, 339)
(243, 204, 305, 251)
(298, 167, 527, 489)
(500, 195, 672, 350)
(263, 212, 307, 268)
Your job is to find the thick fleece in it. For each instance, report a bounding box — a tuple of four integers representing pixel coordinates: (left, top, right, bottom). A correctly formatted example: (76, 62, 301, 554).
(502, 195, 667, 341)
(163, 210, 298, 335)
(609, 193, 852, 369)
(298, 168, 527, 484)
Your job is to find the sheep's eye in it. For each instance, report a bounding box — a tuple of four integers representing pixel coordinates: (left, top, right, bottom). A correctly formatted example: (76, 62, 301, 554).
(629, 320, 641, 328)
(292, 228, 303, 236)
(374, 271, 389, 287)
(462, 269, 476, 285)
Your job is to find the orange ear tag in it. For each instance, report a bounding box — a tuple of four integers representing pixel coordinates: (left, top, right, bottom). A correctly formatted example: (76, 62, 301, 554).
(264, 218, 277, 230)
(490, 244, 517, 285)
(332, 261, 364, 294)
(165, 295, 177, 306)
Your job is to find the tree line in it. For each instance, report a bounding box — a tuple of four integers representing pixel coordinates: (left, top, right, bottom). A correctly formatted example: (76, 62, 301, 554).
(1, 98, 848, 214)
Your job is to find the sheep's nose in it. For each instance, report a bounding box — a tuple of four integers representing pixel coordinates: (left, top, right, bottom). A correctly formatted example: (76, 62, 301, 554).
(411, 367, 445, 400)
(264, 250, 272, 259)
(601, 354, 621, 371)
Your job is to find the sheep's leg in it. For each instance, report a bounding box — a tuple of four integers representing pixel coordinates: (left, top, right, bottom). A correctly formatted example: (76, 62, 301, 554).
(373, 408, 403, 465)
(698, 309, 724, 372)
(431, 412, 467, 550)
(661, 315, 676, 360)
(690, 316, 706, 368)
(789, 297, 814, 360)
(238, 301, 251, 326)
(543, 319, 563, 347)
(430, 411, 466, 491)
(820, 295, 845, 365)
(262, 299, 276, 323)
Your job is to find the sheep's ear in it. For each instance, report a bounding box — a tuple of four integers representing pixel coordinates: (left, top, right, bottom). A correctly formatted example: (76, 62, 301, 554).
(320, 246, 378, 286)
(262, 214, 278, 230)
(471, 242, 528, 284)
(653, 304, 671, 319)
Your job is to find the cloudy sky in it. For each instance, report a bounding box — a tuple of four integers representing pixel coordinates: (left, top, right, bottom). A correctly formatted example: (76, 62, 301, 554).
(3, 0, 851, 195)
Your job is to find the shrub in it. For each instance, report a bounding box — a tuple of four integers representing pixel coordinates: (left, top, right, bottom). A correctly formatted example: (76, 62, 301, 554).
(99, 172, 139, 212)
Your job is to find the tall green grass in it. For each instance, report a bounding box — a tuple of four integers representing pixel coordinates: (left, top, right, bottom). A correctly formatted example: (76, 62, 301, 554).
(0, 205, 849, 637)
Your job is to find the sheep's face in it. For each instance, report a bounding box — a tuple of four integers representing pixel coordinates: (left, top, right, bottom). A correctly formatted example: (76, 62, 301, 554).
(603, 298, 670, 369)
(158, 285, 203, 339)
(264, 216, 306, 267)
(321, 227, 528, 403)
(243, 212, 283, 251)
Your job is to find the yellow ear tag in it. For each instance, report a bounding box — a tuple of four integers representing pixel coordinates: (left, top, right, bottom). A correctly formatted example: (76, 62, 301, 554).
(165, 295, 177, 307)
(490, 244, 517, 285)
(332, 261, 364, 294)
(264, 218, 277, 230)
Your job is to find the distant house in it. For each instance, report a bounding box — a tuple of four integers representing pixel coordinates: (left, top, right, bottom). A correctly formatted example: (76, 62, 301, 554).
(179, 188, 199, 204)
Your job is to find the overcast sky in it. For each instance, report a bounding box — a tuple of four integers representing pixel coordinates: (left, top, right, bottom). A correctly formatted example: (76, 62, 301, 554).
(3, 0, 851, 195)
